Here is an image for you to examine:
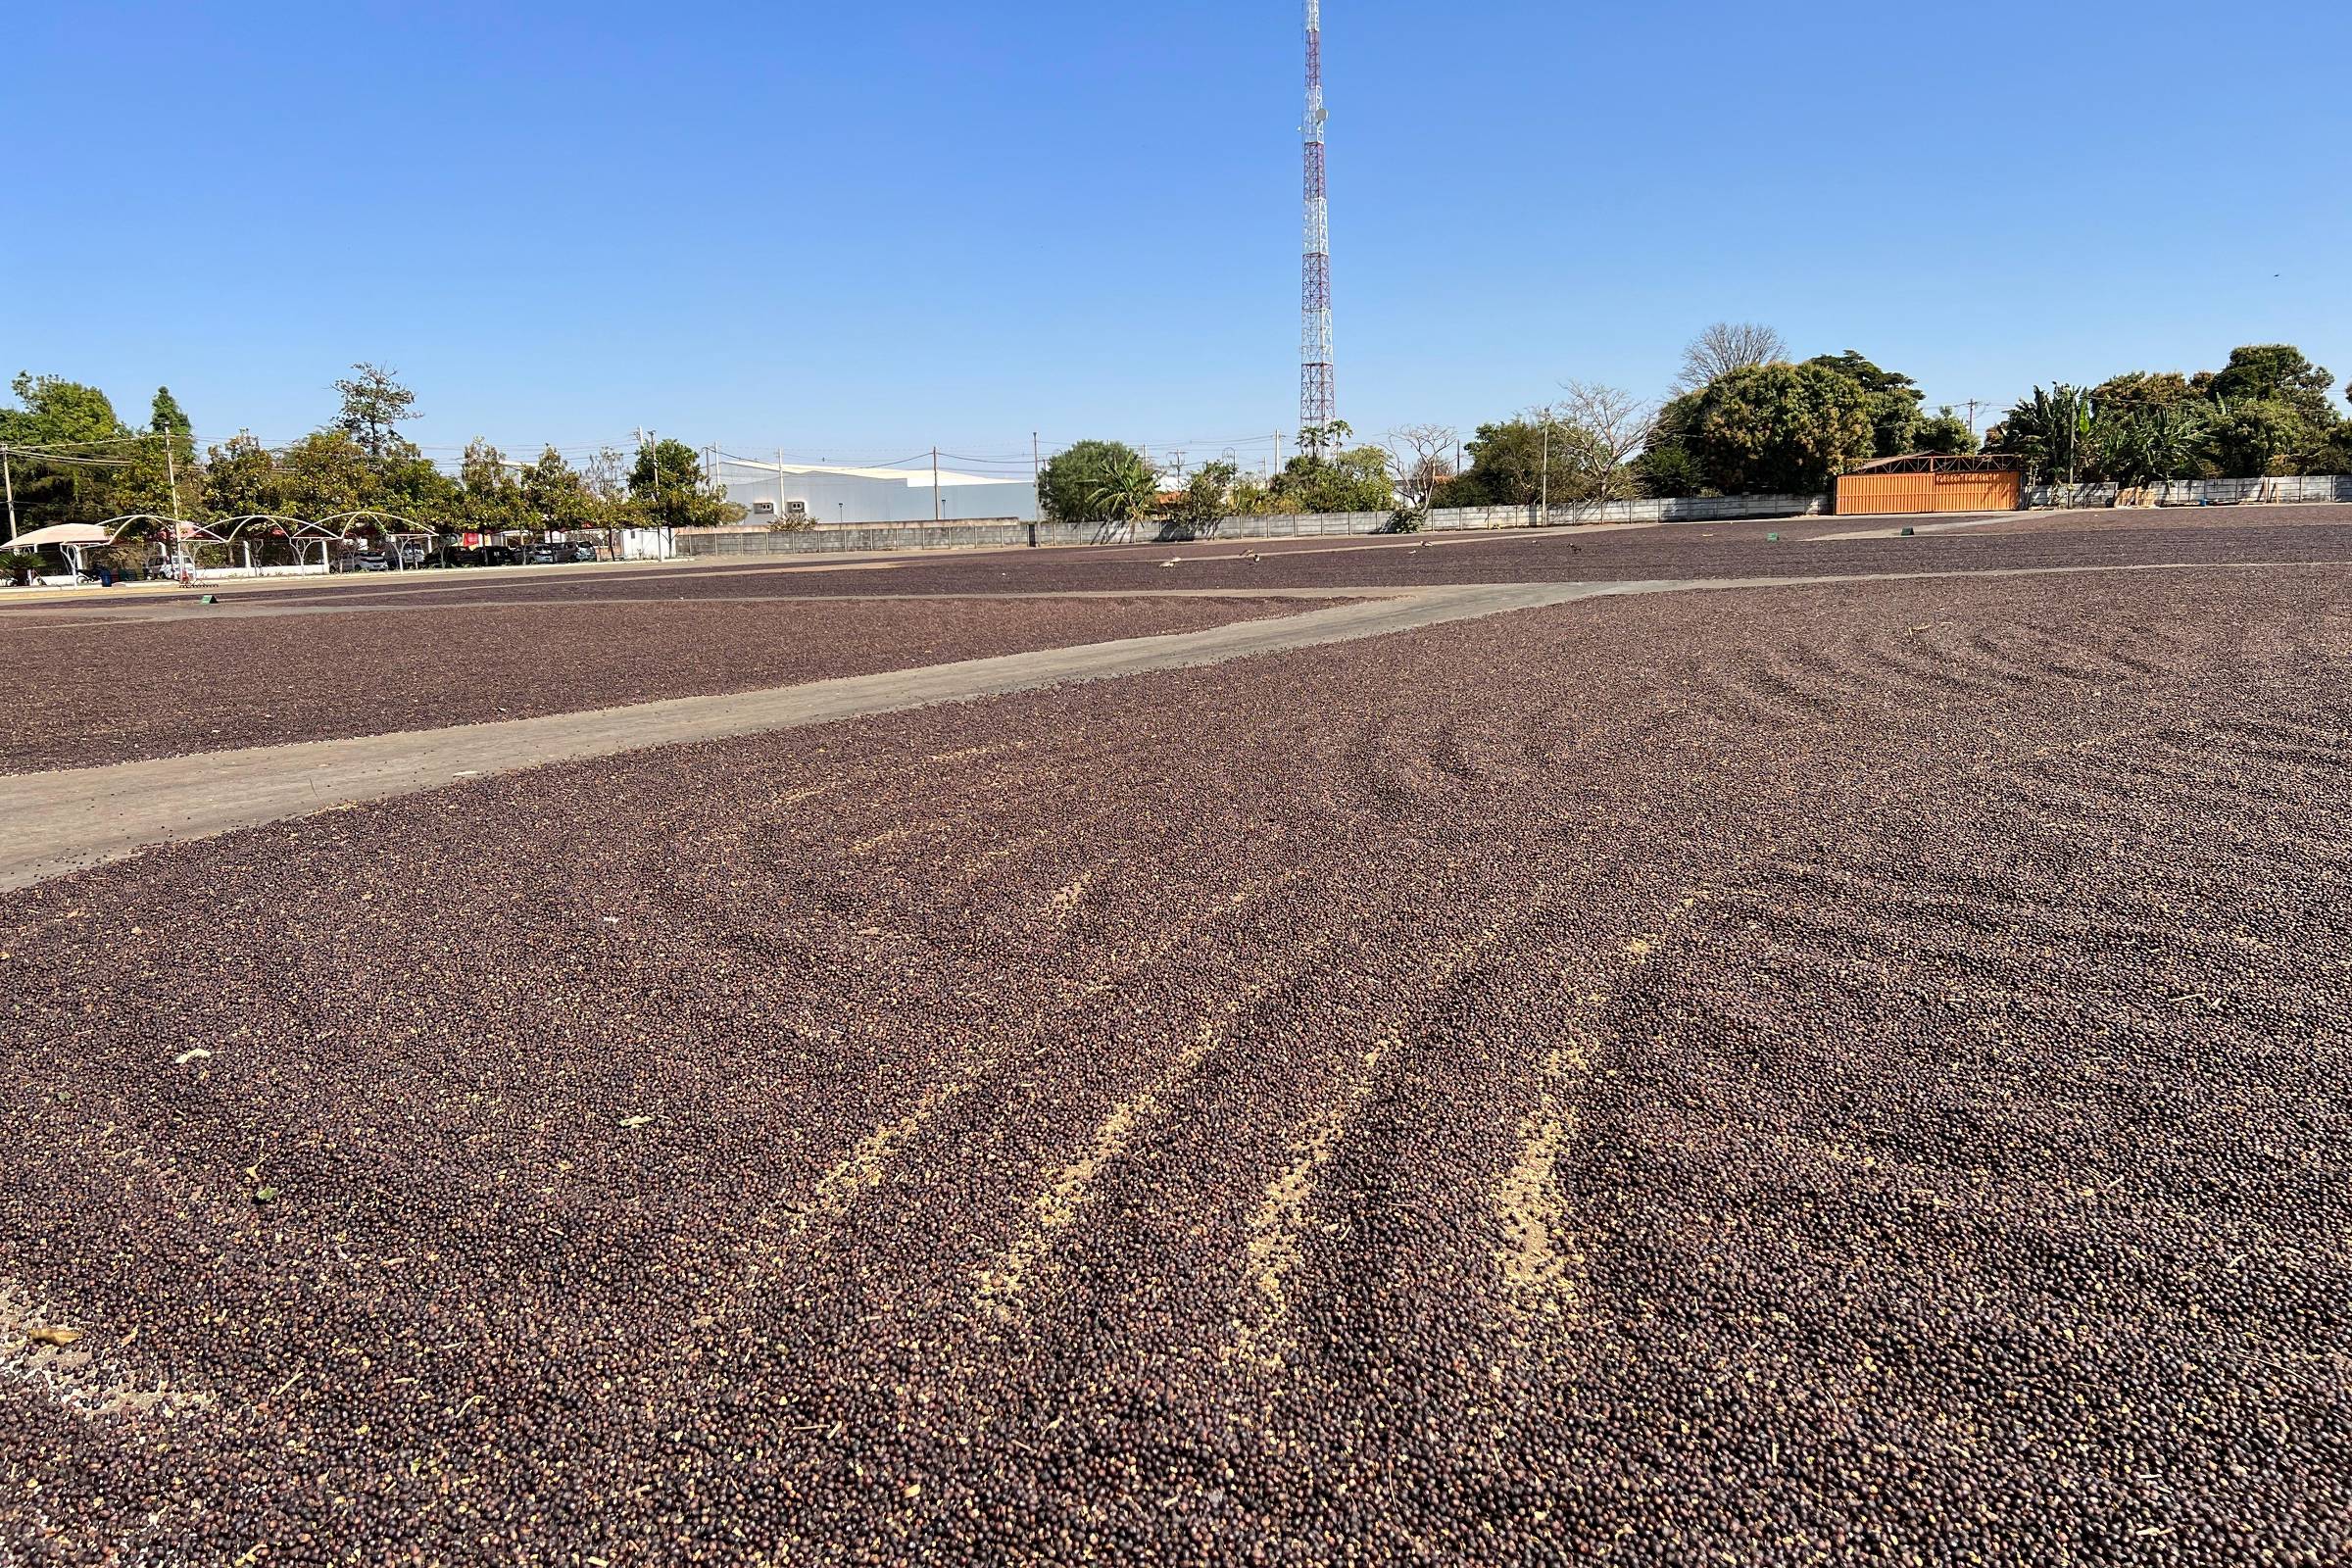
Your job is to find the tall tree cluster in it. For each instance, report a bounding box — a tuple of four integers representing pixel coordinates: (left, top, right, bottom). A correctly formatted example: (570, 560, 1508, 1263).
(0, 365, 738, 543)
(1989, 346, 2351, 484)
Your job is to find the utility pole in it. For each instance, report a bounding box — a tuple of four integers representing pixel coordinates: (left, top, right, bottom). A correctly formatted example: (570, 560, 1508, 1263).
(3, 447, 16, 541)
(1539, 416, 1550, 525)
(1963, 398, 1990, 438)
(932, 447, 941, 522)
(162, 430, 181, 519)
(1031, 431, 1042, 544)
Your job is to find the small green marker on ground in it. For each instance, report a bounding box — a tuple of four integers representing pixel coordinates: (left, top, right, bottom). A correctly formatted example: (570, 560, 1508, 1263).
(1766, 532, 1780, 542)
(200, 594, 218, 605)
(1900, 526, 1915, 536)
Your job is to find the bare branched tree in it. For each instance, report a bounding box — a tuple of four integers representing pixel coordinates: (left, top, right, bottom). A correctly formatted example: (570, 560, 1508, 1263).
(1555, 381, 1657, 516)
(1673, 321, 1787, 393)
(1384, 423, 1457, 517)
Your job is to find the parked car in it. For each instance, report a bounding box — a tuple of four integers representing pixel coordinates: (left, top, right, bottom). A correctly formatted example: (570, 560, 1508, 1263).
(355, 550, 394, 571)
(479, 545, 520, 567)
(397, 545, 427, 568)
(526, 542, 566, 564)
(566, 541, 601, 564)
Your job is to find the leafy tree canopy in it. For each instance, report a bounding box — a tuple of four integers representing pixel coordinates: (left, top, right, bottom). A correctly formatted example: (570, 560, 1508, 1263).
(1631, 442, 1709, 499)
(0, 373, 133, 527)
(331, 364, 419, 460)
(1914, 407, 1980, 457)
(627, 438, 742, 528)
(522, 447, 600, 530)
(2201, 344, 2333, 421)
(1989, 385, 2096, 484)
(1269, 446, 1392, 514)
(1687, 363, 1876, 495)
(275, 430, 371, 517)
(1442, 417, 1613, 508)
(1163, 459, 1239, 531)
(1037, 439, 1153, 524)
(202, 434, 279, 519)
(1803, 351, 1925, 457)
(2089, 371, 2198, 415)
(460, 439, 533, 532)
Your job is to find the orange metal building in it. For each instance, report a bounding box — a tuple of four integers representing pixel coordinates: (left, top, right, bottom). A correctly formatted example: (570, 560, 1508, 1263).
(1835, 454, 2022, 515)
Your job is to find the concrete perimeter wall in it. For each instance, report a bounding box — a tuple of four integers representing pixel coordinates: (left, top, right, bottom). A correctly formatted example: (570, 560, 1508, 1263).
(671, 491, 1829, 559)
(2027, 474, 2352, 510)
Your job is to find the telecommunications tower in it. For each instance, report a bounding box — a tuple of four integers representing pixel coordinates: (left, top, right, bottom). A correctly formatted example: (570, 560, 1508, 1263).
(1298, 0, 1334, 431)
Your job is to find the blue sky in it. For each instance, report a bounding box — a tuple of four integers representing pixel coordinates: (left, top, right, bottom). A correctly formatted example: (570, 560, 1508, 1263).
(5, 0, 2346, 473)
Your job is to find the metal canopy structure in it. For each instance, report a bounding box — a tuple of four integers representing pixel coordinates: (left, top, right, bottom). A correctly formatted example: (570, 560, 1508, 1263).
(1843, 454, 2023, 475)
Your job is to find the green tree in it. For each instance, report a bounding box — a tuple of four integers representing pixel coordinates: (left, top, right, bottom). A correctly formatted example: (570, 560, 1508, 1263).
(1081, 448, 1159, 522)
(1634, 391, 1711, 497)
(276, 429, 371, 516)
(627, 438, 742, 527)
(1632, 442, 1708, 498)
(0, 371, 132, 528)
(1269, 445, 1394, 513)
(1297, 418, 1354, 459)
(2090, 402, 2208, 486)
(1443, 416, 1572, 507)
(149, 387, 192, 443)
(1990, 385, 2096, 483)
(2206, 399, 2305, 478)
(1687, 363, 1876, 494)
(522, 447, 599, 531)
(110, 386, 202, 518)
(1037, 439, 1154, 523)
(202, 434, 281, 518)
(1914, 407, 1980, 456)
(331, 364, 418, 459)
(1804, 350, 1925, 457)
(1227, 473, 1276, 515)
(1163, 459, 1238, 536)
(460, 439, 533, 532)
(2090, 370, 2198, 416)
(2201, 344, 2335, 425)
(374, 450, 463, 530)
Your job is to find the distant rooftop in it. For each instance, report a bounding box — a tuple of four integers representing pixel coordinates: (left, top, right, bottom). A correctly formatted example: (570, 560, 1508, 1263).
(717, 459, 1026, 488)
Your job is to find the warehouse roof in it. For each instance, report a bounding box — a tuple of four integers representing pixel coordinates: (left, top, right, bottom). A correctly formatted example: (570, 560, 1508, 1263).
(723, 460, 1025, 487)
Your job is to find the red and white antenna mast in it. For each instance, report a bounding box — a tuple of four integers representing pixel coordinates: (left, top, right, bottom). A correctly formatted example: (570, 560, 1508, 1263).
(1299, 0, 1334, 433)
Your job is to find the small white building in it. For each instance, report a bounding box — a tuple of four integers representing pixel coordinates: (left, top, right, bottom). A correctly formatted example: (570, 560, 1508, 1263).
(709, 458, 1037, 526)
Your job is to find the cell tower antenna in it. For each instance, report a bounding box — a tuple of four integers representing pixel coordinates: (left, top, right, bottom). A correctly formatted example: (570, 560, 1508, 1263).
(1298, 0, 1334, 433)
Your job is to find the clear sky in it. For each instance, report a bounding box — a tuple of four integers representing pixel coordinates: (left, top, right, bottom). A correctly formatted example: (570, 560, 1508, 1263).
(6, 0, 2347, 474)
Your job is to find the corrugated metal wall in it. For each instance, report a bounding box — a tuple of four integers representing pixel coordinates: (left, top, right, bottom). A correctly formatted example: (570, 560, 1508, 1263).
(1836, 472, 2020, 515)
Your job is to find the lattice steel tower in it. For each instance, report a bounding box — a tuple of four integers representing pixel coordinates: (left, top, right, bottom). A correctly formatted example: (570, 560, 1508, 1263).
(1298, 0, 1334, 431)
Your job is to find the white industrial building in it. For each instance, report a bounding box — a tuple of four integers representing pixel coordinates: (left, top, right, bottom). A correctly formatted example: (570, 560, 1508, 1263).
(708, 458, 1037, 526)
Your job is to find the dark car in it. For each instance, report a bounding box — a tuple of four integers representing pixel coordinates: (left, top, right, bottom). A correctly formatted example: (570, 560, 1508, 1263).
(479, 545, 520, 567)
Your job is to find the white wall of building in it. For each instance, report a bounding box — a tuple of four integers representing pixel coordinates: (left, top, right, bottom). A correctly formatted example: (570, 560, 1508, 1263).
(710, 459, 1037, 525)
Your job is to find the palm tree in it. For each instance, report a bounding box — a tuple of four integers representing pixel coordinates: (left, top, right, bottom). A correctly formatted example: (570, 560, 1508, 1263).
(1080, 449, 1158, 522)
(1998, 385, 2096, 483)
(1298, 419, 1353, 460)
